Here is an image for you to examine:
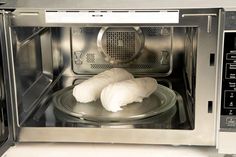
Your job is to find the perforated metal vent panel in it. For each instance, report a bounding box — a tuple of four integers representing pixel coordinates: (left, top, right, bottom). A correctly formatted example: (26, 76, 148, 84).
(71, 27, 173, 76)
(90, 64, 152, 69)
(97, 27, 144, 64)
(86, 53, 95, 63)
(106, 32, 135, 61)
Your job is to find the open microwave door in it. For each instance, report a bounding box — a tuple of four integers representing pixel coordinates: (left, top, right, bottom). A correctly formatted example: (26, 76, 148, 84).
(0, 11, 15, 156)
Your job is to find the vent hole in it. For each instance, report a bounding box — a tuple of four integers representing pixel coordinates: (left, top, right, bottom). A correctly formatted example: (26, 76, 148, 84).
(208, 101, 213, 113)
(210, 53, 215, 66)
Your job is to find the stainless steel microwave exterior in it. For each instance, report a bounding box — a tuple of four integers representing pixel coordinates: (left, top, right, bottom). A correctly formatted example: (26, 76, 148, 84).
(0, 0, 236, 10)
(0, 0, 236, 155)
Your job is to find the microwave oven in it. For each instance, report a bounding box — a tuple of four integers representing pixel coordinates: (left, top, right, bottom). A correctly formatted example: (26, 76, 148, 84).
(0, 0, 236, 155)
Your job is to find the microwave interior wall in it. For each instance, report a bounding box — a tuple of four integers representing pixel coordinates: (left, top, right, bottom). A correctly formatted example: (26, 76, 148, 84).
(11, 26, 197, 130)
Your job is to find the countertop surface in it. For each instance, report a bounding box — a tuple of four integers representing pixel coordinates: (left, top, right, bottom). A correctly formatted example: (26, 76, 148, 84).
(2, 143, 228, 157)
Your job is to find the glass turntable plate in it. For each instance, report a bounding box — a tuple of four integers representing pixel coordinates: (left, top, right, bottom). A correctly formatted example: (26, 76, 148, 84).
(52, 84, 176, 122)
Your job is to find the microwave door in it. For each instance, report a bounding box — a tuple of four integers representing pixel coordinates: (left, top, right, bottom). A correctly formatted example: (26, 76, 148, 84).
(0, 11, 15, 156)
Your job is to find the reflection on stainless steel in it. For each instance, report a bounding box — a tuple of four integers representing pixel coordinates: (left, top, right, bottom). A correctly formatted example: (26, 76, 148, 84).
(0, 107, 5, 136)
(175, 91, 187, 124)
(11, 28, 57, 124)
(0, 66, 4, 137)
(52, 84, 176, 122)
(0, 62, 8, 142)
(184, 28, 197, 97)
(53, 105, 177, 129)
(0, 69, 4, 102)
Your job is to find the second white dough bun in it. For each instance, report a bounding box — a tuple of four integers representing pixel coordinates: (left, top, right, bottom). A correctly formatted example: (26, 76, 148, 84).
(73, 68, 133, 103)
(101, 77, 158, 112)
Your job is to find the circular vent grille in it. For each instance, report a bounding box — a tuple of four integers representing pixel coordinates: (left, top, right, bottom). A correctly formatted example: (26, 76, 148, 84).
(97, 27, 144, 64)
